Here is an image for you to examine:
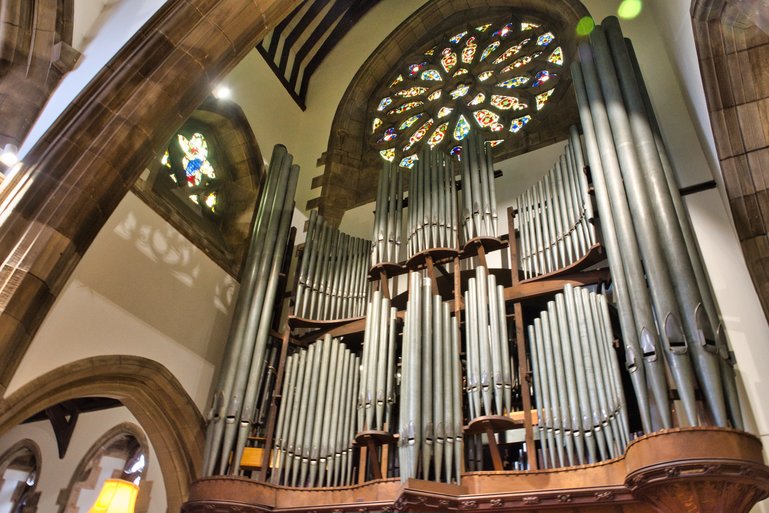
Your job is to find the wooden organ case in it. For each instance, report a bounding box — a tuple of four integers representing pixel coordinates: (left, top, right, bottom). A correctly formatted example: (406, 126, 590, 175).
(183, 15, 769, 513)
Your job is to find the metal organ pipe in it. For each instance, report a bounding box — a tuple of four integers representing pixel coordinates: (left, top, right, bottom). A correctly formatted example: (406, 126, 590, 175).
(295, 217, 371, 320)
(513, 139, 595, 280)
(529, 286, 630, 468)
(399, 274, 462, 483)
(270, 336, 359, 487)
(203, 145, 299, 476)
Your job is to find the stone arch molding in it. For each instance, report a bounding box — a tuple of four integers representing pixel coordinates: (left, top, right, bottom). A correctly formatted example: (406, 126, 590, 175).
(0, 0, 302, 395)
(314, 0, 590, 225)
(0, 356, 205, 513)
(690, 0, 769, 321)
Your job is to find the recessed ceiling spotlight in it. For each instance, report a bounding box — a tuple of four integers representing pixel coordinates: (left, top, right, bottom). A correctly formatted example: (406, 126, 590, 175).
(213, 85, 231, 99)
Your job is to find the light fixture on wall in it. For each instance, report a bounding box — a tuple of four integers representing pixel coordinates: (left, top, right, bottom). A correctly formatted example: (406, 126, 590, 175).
(87, 479, 138, 513)
(212, 84, 231, 99)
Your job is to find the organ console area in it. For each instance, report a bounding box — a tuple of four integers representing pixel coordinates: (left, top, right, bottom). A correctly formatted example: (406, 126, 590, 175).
(183, 16, 769, 513)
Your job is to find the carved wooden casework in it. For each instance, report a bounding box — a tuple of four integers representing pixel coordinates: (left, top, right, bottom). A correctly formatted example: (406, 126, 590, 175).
(182, 428, 769, 513)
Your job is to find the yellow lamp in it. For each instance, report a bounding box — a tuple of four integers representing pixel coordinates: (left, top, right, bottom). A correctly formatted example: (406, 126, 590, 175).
(88, 479, 139, 513)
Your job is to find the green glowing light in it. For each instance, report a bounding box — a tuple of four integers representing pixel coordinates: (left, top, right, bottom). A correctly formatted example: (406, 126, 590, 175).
(576, 16, 596, 36)
(618, 0, 643, 19)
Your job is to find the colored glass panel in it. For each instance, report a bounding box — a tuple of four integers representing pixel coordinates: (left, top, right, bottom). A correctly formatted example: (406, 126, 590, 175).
(409, 62, 428, 76)
(400, 154, 418, 168)
(372, 118, 382, 132)
(390, 100, 424, 114)
(548, 46, 564, 65)
(428, 90, 442, 101)
(449, 84, 470, 99)
(453, 68, 469, 77)
(437, 106, 453, 118)
(449, 31, 468, 44)
(404, 118, 434, 151)
(510, 115, 532, 133)
(475, 23, 492, 32)
(480, 41, 500, 61)
(521, 22, 540, 31)
(490, 94, 523, 110)
(462, 37, 477, 63)
(425, 46, 436, 56)
(378, 97, 392, 111)
(537, 32, 555, 46)
(536, 88, 554, 109)
(428, 122, 449, 147)
(478, 70, 494, 81)
(473, 109, 500, 128)
(490, 122, 505, 132)
(502, 53, 537, 72)
(533, 70, 551, 86)
(178, 133, 215, 187)
(421, 69, 442, 81)
(493, 39, 530, 64)
(382, 127, 397, 141)
(450, 145, 462, 157)
(396, 86, 427, 98)
(493, 22, 515, 38)
(380, 148, 396, 161)
(454, 115, 471, 140)
(390, 74, 404, 87)
(497, 76, 530, 88)
(468, 92, 485, 106)
(441, 48, 458, 73)
(488, 139, 504, 147)
(399, 113, 423, 130)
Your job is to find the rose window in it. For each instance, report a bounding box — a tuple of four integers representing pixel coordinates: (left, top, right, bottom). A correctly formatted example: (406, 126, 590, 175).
(370, 19, 564, 168)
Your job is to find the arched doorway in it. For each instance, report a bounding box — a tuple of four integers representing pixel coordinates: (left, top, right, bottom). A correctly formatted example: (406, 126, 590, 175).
(0, 356, 204, 512)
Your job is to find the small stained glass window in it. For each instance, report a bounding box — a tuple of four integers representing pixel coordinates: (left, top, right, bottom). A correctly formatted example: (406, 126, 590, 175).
(160, 132, 219, 213)
(370, 18, 563, 165)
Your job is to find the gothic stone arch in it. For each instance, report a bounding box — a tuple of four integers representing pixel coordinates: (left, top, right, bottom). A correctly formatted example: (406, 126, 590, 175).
(0, 0, 302, 394)
(313, 0, 590, 226)
(691, 0, 769, 321)
(0, 356, 205, 513)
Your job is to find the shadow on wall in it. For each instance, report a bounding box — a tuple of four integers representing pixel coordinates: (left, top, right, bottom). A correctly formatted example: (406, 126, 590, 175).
(68, 193, 237, 364)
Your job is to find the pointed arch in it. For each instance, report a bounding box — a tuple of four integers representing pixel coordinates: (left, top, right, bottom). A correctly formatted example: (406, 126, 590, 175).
(0, 0, 302, 393)
(0, 356, 205, 513)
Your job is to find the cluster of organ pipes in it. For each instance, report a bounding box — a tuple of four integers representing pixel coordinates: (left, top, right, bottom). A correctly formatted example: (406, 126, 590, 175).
(357, 290, 398, 432)
(514, 126, 596, 279)
(399, 274, 463, 483)
(198, 18, 749, 485)
(529, 285, 629, 469)
(270, 335, 359, 487)
(572, 16, 741, 431)
(294, 211, 370, 320)
(407, 147, 458, 257)
(461, 131, 498, 240)
(203, 145, 300, 476)
(373, 160, 404, 265)
(464, 266, 513, 418)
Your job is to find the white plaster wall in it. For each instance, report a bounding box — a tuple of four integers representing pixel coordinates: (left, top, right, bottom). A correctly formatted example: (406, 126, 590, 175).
(0, 408, 166, 513)
(7, 192, 237, 410)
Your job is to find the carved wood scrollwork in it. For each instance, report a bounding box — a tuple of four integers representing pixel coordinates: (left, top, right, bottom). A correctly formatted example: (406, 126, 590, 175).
(626, 461, 769, 513)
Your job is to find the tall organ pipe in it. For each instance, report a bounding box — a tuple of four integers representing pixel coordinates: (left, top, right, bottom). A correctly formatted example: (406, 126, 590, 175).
(623, 38, 742, 430)
(203, 146, 299, 476)
(598, 19, 727, 426)
(577, 42, 686, 430)
(583, 29, 701, 426)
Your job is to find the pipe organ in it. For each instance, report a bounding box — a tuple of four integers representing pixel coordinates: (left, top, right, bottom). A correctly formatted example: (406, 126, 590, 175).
(188, 15, 768, 513)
